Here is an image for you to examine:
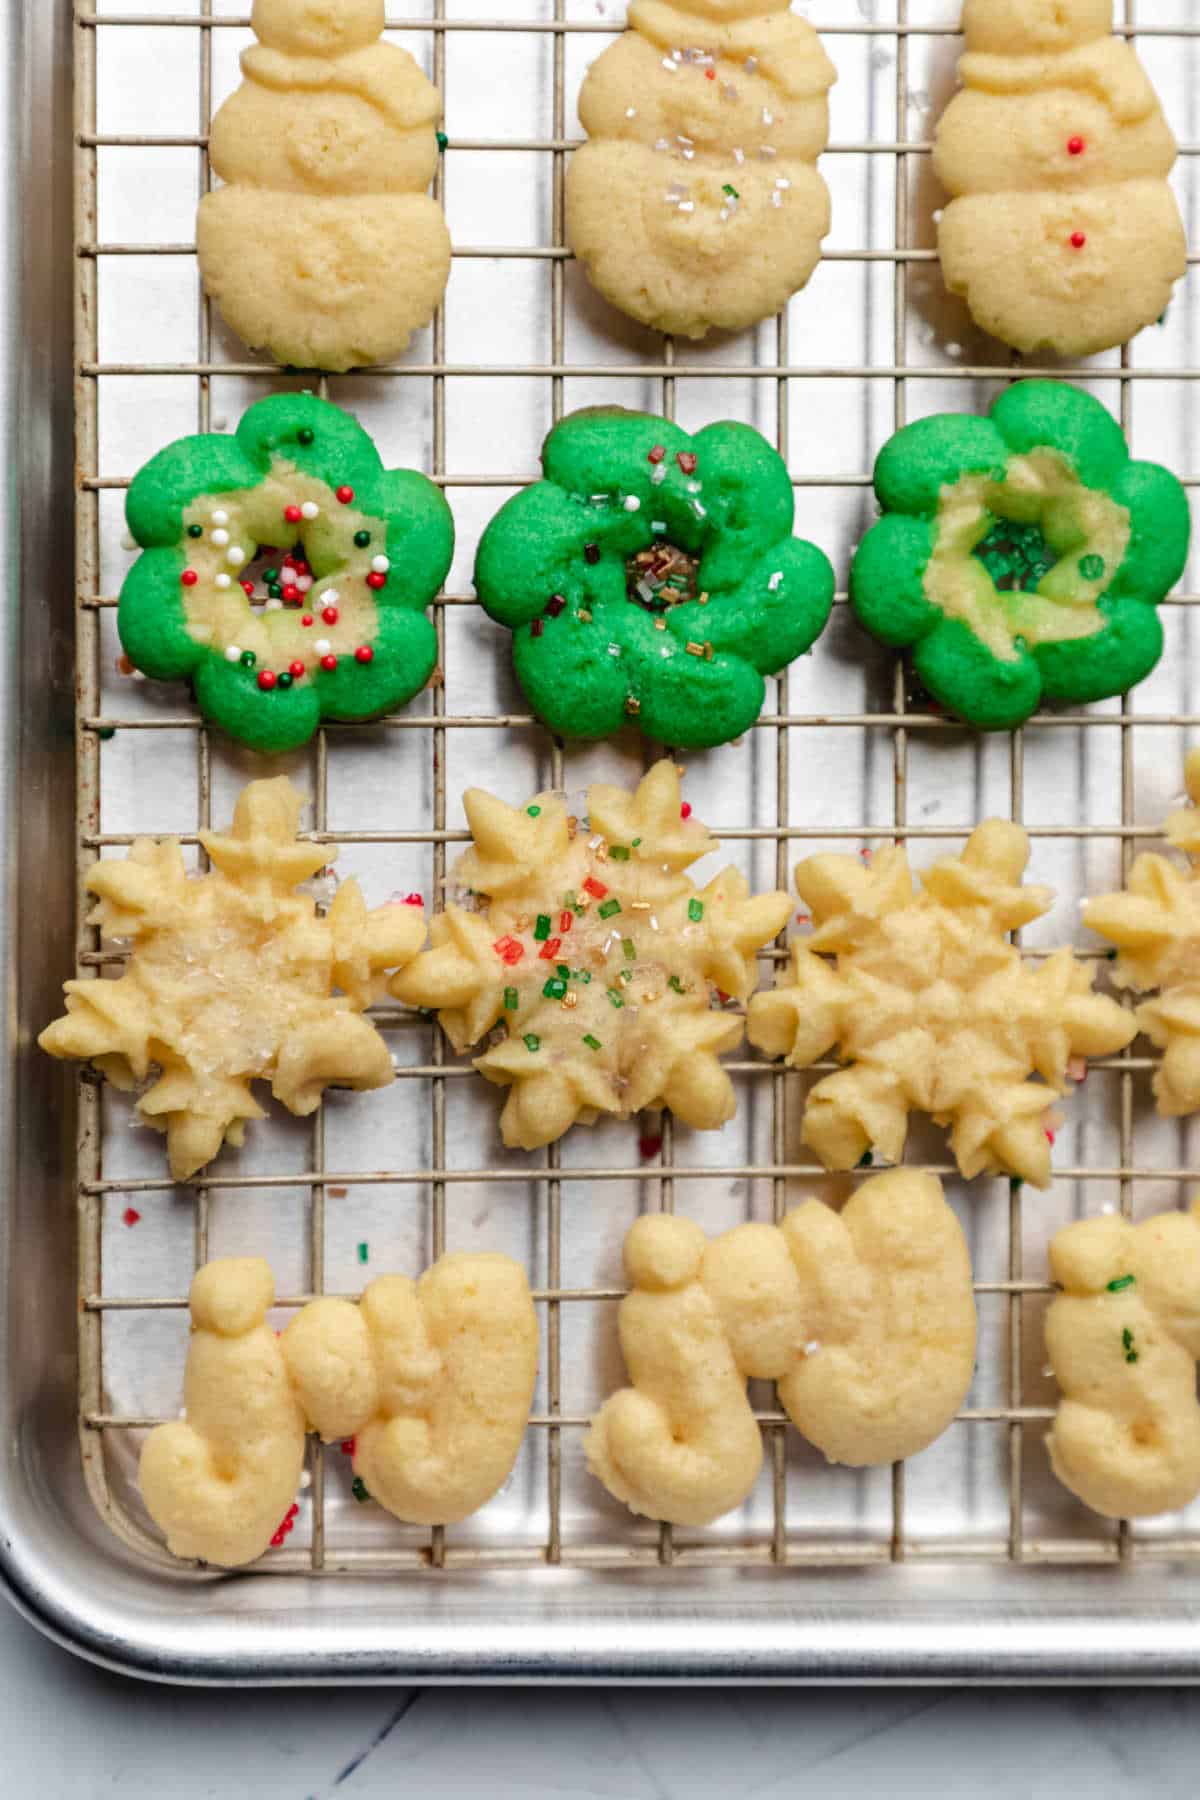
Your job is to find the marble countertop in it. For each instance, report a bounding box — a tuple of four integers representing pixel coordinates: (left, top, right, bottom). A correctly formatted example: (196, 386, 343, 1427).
(2, 1594, 1195, 1798)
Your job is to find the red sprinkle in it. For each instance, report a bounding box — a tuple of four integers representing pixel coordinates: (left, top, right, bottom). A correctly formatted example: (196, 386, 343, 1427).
(1067, 136, 1085, 155)
(680, 802, 692, 819)
(531, 618, 544, 638)
(545, 594, 566, 617)
(284, 504, 303, 524)
(403, 893, 423, 907)
(241, 579, 255, 597)
(676, 451, 698, 475)
(122, 1207, 141, 1227)
(1045, 1128, 1057, 1145)
(257, 670, 277, 691)
(270, 1530, 286, 1548)
(180, 569, 198, 587)
(355, 645, 374, 664)
(336, 486, 355, 504)
(366, 571, 387, 590)
(1070, 231, 1086, 249)
(559, 910, 574, 934)
(340, 1438, 356, 1456)
(705, 66, 716, 79)
(282, 584, 300, 604)
(583, 876, 608, 899)
(493, 935, 524, 965)
(538, 936, 563, 961)
(322, 605, 339, 624)
(638, 1135, 663, 1160)
(287, 1504, 299, 1519)
(647, 445, 666, 464)
(301, 615, 314, 627)
(320, 654, 338, 672)
(288, 660, 305, 679)
(292, 559, 310, 577)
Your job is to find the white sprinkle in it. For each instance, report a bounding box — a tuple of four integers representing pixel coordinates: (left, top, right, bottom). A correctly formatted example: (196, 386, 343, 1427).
(662, 57, 676, 72)
(733, 147, 744, 165)
(625, 106, 637, 119)
(623, 495, 641, 513)
(607, 642, 622, 657)
(301, 501, 320, 520)
(371, 554, 391, 573)
(649, 914, 659, 931)
(771, 190, 782, 207)
(651, 464, 666, 485)
(672, 47, 682, 60)
(762, 108, 774, 125)
(678, 200, 694, 213)
(693, 500, 707, 518)
(682, 148, 694, 160)
(651, 520, 666, 534)
(719, 208, 730, 223)
(655, 137, 671, 152)
(225, 645, 242, 663)
(687, 480, 701, 494)
(677, 134, 694, 147)
(932, 208, 944, 225)
(215, 572, 232, 590)
(760, 144, 777, 160)
(320, 589, 340, 607)
(299, 1471, 312, 1491)
(723, 83, 739, 101)
(211, 527, 230, 547)
(211, 509, 229, 526)
(767, 570, 783, 591)
(296, 573, 313, 593)
(121, 531, 137, 552)
(745, 55, 758, 73)
(226, 545, 246, 566)
(315, 638, 332, 655)
(266, 598, 283, 611)
(775, 176, 791, 190)
(804, 1339, 822, 1358)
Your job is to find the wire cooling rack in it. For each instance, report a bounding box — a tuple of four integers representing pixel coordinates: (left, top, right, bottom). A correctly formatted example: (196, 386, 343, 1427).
(71, 0, 1200, 1577)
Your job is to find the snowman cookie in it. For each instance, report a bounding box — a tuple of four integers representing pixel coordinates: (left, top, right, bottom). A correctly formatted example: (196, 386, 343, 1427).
(198, 0, 451, 371)
(566, 0, 836, 338)
(933, 0, 1186, 356)
(118, 394, 453, 752)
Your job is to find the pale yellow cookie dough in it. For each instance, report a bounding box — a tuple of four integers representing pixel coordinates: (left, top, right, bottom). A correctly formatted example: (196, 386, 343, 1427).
(1045, 1198, 1200, 1519)
(586, 1170, 976, 1526)
(390, 760, 791, 1151)
(140, 1250, 539, 1566)
(39, 777, 425, 1181)
(746, 820, 1136, 1187)
(932, 0, 1186, 356)
(566, 0, 835, 339)
(198, 0, 451, 370)
(1084, 751, 1200, 1119)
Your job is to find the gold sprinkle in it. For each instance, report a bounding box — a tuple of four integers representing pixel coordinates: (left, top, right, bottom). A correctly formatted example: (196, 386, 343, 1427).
(642, 990, 661, 1005)
(578, 608, 593, 623)
(561, 991, 578, 1009)
(567, 814, 579, 836)
(703, 641, 714, 661)
(654, 618, 667, 631)
(686, 641, 705, 658)
(630, 901, 652, 911)
(625, 696, 641, 715)
(697, 591, 709, 606)
(596, 843, 609, 861)
(513, 914, 530, 932)
(661, 588, 681, 604)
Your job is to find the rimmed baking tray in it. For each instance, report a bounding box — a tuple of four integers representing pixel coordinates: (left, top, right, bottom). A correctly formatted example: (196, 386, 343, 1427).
(4, 0, 1200, 1682)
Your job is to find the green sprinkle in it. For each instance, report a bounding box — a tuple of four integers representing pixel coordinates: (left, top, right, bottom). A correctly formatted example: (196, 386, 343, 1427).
(668, 975, 685, 994)
(351, 1476, 370, 1503)
(619, 968, 633, 984)
(297, 427, 315, 446)
(523, 1032, 541, 1053)
(557, 963, 570, 979)
(543, 977, 567, 1000)
(354, 530, 372, 548)
(856, 1149, 874, 1169)
(722, 183, 739, 198)
(1079, 554, 1105, 581)
(563, 891, 578, 911)
(1122, 1327, 1139, 1364)
(504, 986, 519, 1010)
(527, 804, 542, 817)
(436, 130, 449, 150)
(96, 726, 116, 741)
(598, 898, 621, 919)
(1106, 1273, 1136, 1293)
(357, 1242, 369, 1265)
(583, 1034, 602, 1051)
(574, 969, 592, 984)
(688, 899, 704, 922)
(187, 523, 203, 538)
(277, 671, 294, 690)
(609, 845, 631, 861)
(631, 838, 641, 848)
(269, 583, 283, 600)
(240, 650, 257, 669)
(607, 987, 624, 1008)
(264, 568, 279, 584)
(534, 914, 551, 941)
(622, 938, 636, 960)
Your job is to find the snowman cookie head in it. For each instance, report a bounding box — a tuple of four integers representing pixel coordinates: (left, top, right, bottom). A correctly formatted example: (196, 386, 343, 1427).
(962, 0, 1111, 55)
(251, 0, 386, 57)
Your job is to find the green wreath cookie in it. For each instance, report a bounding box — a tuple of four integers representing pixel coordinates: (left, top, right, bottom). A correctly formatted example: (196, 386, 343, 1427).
(119, 394, 453, 753)
(849, 381, 1190, 731)
(474, 408, 835, 748)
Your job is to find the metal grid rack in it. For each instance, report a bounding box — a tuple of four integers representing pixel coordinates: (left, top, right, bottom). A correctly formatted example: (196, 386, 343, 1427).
(71, 0, 1200, 1578)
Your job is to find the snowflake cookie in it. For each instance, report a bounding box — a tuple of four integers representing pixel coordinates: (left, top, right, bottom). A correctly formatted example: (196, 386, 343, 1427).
(197, 0, 451, 371)
(933, 0, 1186, 357)
(1045, 1199, 1200, 1519)
(140, 1252, 538, 1565)
(850, 381, 1190, 731)
(746, 819, 1136, 1188)
(587, 1171, 976, 1526)
(566, 0, 836, 338)
(389, 759, 791, 1150)
(475, 407, 834, 749)
(119, 393, 453, 753)
(1084, 752, 1200, 1119)
(39, 777, 426, 1181)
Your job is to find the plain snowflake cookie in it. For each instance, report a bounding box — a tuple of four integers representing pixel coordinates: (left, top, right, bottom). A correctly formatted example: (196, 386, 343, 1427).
(390, 760, 791, 1150)
(198, 0, 451, 370)
(39, 777, 425, 1180)
(932, 0, 1186, 356)
(566, 0, 836, 338)
(139, 1252, 538, 1565)
(746, 819, 1135, 1187)
(586, 1170, 976, 1526)
(1045, 1199, 1200, 1519)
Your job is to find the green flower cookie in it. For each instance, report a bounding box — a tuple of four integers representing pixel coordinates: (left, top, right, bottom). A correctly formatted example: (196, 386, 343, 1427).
(849, 381, 1191, 731)
(475, 408, 835, 748)
(120, 394, 453, 753)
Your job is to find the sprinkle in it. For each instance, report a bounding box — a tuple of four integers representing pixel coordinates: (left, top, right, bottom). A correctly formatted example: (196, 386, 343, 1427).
(688, 899, 704, 922)
(351, 1477, 370, 1503)
(340, 1439, 356, 1456)
(1079, 554, 1105, 580)
(1122, 1327, 1138, 1364)
(650, 465, 666, 486)
(1067, 135, 1085, 155)
(680, 802, 692, 819)
(180, 569, 199, 587)
(584, 543, 600, 564)
(301, 614, 313, 627)
(226, 546, 246, 566)
(531, 618, 544, 638)
(286, 661, 304, 680)
(355, 646, 374, 664)
(543, 976, 567, 1001)
(606, 987, 624, 1009)
(277, 671, 293, 688)
(240, 650, 257, 669)
(804, 1341, 822, 1358)
(215, 573, 232, 590)
(242, 581, 256, 597)
(319, 655, 338, 672)
(733, 146, 744, 164)
(354, 530, 371, 548)
(622, 938, 636, 960)
(677, 201, 694, 213)
(771, 191, 782, 208)
(626, 106, 637, 118)
(122, 1207, 140, 1227)
(667, 976, 685, 994)
(366, 571, 387, 590)
(648, 445, 666, 464)
(662, 57, 676, 71)
(538, 937, 563, 961)
(639, 1134, 662, 1160)
(1107, 1274, 1136, 1293)
(762, 107, 773, 125)
(314, 638, 331, 654)
(501, 987, 519, 1013)
(759, 144, 776, 159)
(225, 645, 242, 663)
(527, 804, 543, 818)
(583, 1034, 602, 1051)
(745, 55, 757, 72)
(285, 505, 303, 524)
(775, 177, 791, 191)
(686, 640, 705, 658)
(559, 909, 574, 934)
(211, 510, 229, 526)
(357, 1242, 369, 1265)
(623, 495, 641, 513)
(856, 1149, 874, 1169)
(322, 606, 339, 625)
(583, 876, 608, 900)
(532, 914, 552, 944)
(336, 486, 355, 504)
(578, 608, 593, 623)
(676, 451, 698, 475)
(546, 594, 566, 617)
(722, 183, 739, 199)
(523, 1032, 541, 1053)
(494, 935, 524, 965)
(767, 570, 783, 592)
(211, 528, 230, 548)
(609, 845, 631, 862)
(257, 670, 277, 691)
(301, 501, 320, 520)
(436, 129, 448, 150)
(1070, 231, 1087, 248)
(598, 897, 621, 919)
(371, 555, 391, 574)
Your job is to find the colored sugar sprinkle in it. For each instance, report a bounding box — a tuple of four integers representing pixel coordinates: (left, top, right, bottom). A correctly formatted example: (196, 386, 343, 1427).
(527, 804, 542, 817)
(583, 1034, 602, 1052)
(973, 518, 1058, 593)
(357, 1242, 369, 1265)
(639, 1134, 662, 1160)
(543, 977, 568, 1000)
(583, 876, 608, 900)
(607, 988, 624, 1008)
(622, 937, 636, 960)
(494, 935, 524, 965)
(504, 986, 519, 1010)
(1079, 554, 1105, 580)
(688, 899, 704, 922)
(122, 1207, 140, 1227)
(722, 183, 739, 199)
(609, 845, 631, 861)
(534, 914, 552, 940)
(556, 963, 570, 979)
(1106, 1273, 1136, 1293)
(351, 1477, 371, 1503)
(626, 540, 700, 610)
(523, 1033, 541, 1053)
(856, 1150, 874, 1168)
(667, 975, 685, 994)
(598, 897, 621, 919)
(1122, 1327, 1138, 1364)
(538, 936, 563, 961)
(436, 130, 448, 150)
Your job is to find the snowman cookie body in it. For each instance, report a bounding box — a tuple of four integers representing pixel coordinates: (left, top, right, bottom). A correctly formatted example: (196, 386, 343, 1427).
(933, 0, 1186, 357)
(566, 0, 835, 339)
(199, 0, 451, 371)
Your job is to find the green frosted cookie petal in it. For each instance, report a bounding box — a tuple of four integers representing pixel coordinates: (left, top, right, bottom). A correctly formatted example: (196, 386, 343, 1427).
(991, 381, 1128, 491)
(118, 548, 203, 680)
(1108, 460, 1192, 604)
(317, 608, 438, 720)
(1034, 599, 1163, 704)
(380, 471, 455, 606)
(636, 651, 765, 750)
(235, 393, 384, 497)
(688, 420, 795, 585)
(193, 660, 323, 756)
(126, 438, 261, 548)
(700, 538, 834, 672)
(850, 514, 939, 646)
(913, 618, 1042, 731)
(542, 408, 691, 496)
(512, 616, 628, 739)
(873, 415, 1008, 516)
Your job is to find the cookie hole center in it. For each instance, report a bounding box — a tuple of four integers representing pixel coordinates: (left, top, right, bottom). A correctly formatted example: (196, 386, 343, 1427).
(241, 541, 316, 612)
(626, 540, 701, 611)
(972, 517, 1059, 594)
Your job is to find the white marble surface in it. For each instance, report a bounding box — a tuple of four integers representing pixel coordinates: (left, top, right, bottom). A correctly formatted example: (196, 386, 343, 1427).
(2, 1594, 1197, 1799)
